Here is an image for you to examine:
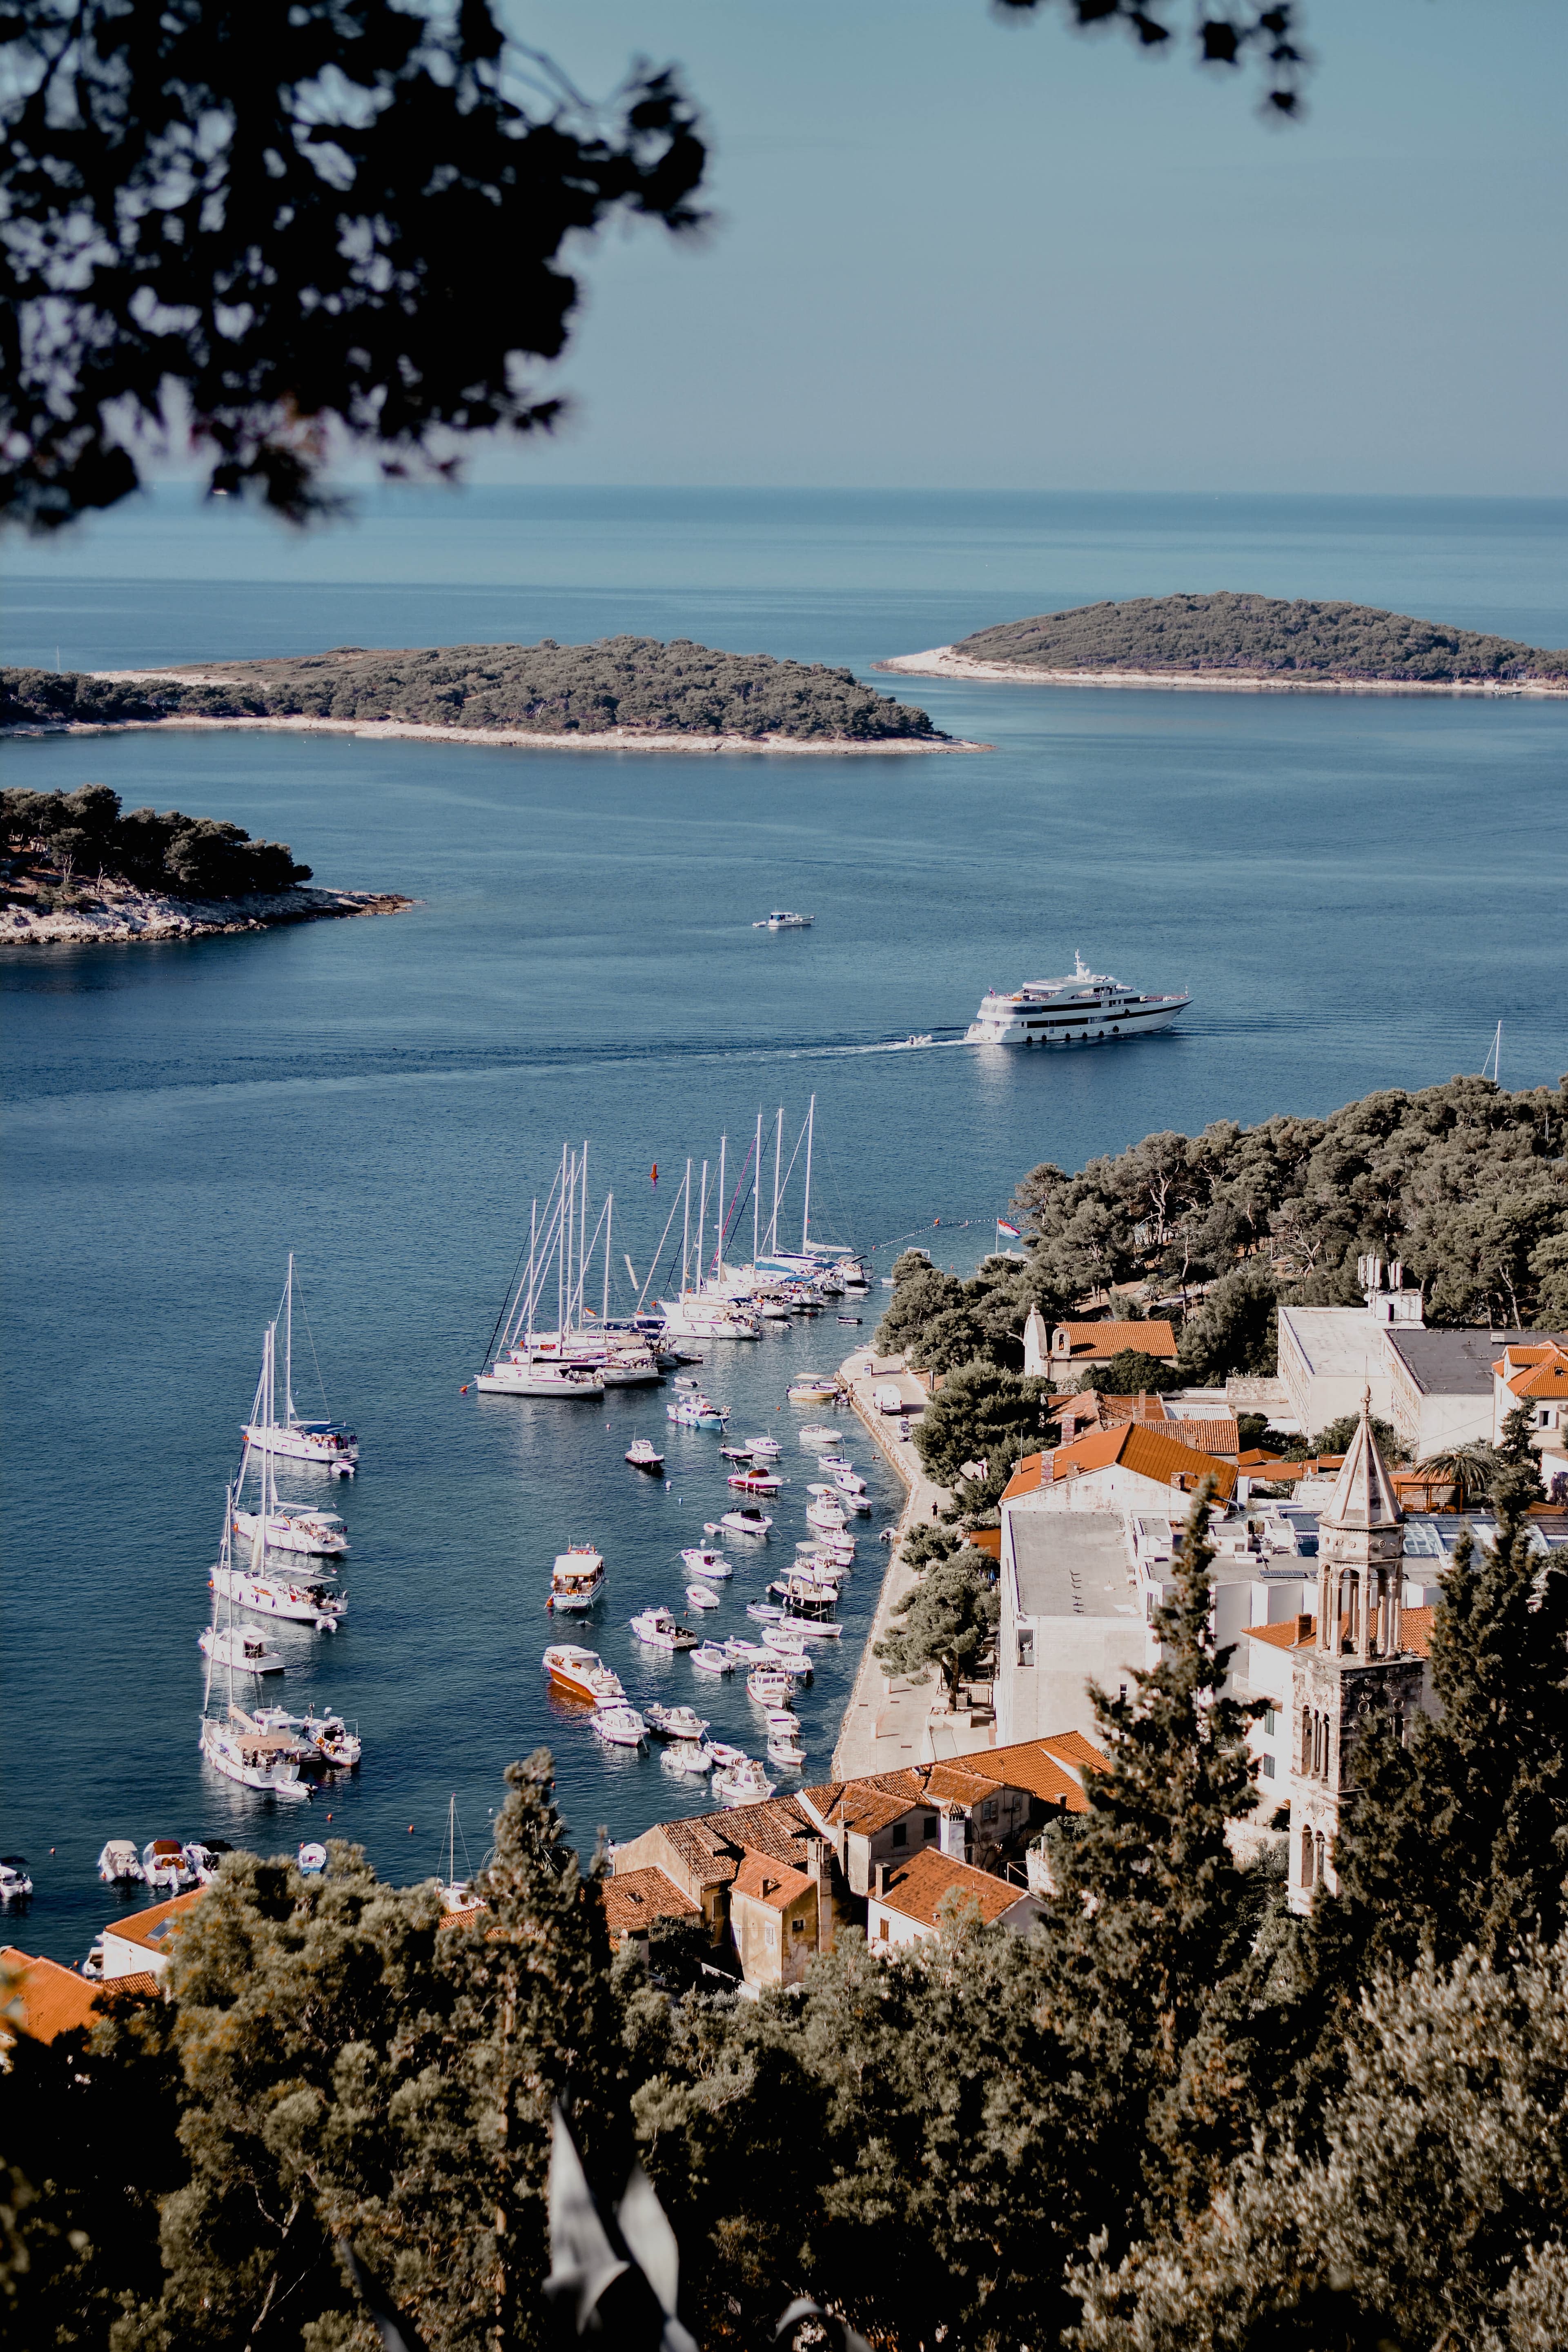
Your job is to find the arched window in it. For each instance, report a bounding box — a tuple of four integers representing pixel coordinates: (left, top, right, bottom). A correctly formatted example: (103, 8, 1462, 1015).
(1301, 1825, 1314, 1887)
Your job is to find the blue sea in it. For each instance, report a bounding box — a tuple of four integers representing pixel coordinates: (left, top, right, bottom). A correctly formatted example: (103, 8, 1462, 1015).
(2, 486, 1565, 1964)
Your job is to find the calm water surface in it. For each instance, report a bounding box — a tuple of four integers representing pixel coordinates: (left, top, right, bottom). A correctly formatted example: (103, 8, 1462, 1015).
(3, 489, 1565, 1962)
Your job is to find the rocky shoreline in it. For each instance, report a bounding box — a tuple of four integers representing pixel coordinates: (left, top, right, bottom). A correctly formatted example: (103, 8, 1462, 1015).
(875, 646, 1568, 697)
(9, 710, 989, 755)
(1, 881, 416, 948)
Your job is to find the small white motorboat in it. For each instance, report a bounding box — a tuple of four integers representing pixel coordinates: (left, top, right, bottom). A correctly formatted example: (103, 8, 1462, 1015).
(681, 1547, 733, 1579)
(233, 1506, 349, 1558)
(303, 1711, 360, 1767)
(761, 1645, 813, 1681)
(707, 1741, 746, 1771)
(766, 1719, 806, 1767)
(717, 1506, 773, 1539)
(728, 1469, 782, 1495)
(625, 1437, 665, 1472)
(96, 1839, 144, 1885)
(183, 1840, 234, 1883)
(81, 1936, 105, 1980)
(297, 1842, 328, 1875)
(662, 1740, 716, 1775)
(815, 1454, 855, 1474)
(747, 1667, 793, 1707)
(754, 910, 813, 929)
(746, 1601, 783, 1624)
(200, 1624, 284, 1675)
(691, 1640, 735, 1675)
(745, 1435, 783, 1458)
(548, 1545, 606, 1612)
(798, 1424, 839, 1448)
(832, 1468, 868, 1494)
(644, 1703, 711, 1743)
(807, 1500, 848, 1532)
(788, 1381, 840, 1405)
(713, 1757, 776, 1807)
(630, 1606, 700, 1653)
(543, 1644, 626, 1706)
(0, 1857, 34, 1900)
(592, 1703, 648, 1747)
(142, 1839, 194, 1891)
(667, 1392, 727, 1428)
(686, 1582, 721, 1613)
(837, 1490, 872, 1514)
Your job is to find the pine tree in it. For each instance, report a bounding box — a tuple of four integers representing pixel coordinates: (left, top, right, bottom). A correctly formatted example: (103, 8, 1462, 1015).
(874, 1547, 998, 1702)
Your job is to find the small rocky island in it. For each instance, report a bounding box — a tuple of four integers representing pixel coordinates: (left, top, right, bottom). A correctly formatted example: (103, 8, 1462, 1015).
(2, 636, 959, 749)
(0, 784, 412, 947)
(880, 592, 1568, 695)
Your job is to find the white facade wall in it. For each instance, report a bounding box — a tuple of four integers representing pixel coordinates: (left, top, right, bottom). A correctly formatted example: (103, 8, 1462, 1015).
(1278, 1307, 1396, 1436)
(997, 1501, 1157, 1747)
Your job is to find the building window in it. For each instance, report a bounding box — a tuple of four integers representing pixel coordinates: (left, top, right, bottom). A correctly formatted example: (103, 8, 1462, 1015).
(891, 1821, 907, 1848)
(1263, 1706, 1276, 1735)
(765, 1922, 776, 1949)
(922, 1815, 938, 1838)
(792, 1916, 806, 1936)
(982, 1797, 998, 1822)
(1018, 1630, 1034, 1666)
(1262, 1755, 1276, 1779)
(879, 1918, 889, 1941)
(1301, 1826, 1314, 1886)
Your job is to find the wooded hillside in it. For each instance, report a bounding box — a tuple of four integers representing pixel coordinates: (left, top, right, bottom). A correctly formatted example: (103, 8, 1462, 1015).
(1, 638, 945, 742)
(952, 592, 1568, 682)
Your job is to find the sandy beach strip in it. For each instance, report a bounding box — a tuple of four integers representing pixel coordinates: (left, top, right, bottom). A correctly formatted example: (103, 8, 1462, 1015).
(875, 647, 1568, 699)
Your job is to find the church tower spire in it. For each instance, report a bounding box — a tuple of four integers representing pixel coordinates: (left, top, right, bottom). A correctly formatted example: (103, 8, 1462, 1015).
(1288, 1392, 1425, 1913)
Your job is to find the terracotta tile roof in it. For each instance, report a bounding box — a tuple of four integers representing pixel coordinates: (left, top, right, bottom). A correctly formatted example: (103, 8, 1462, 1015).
(1099, 1391, 1172, 1426)
(922, 1760, 1008, 1806)
(1168, 1417, 1241, 1459)
(1507, 1354, 1568, 1399)
(731, 1854, 813, 1910)
(601, 1867, 701, 1935)
(1040, 1728, 1114, 1780)
(1054, 1321, 1179, 1363)
(1042, 1423, 1238, 1503)
(874, 1851, 1025, 1930)
(1243, 1608, 1433, 1659)
(0, 1949, 158, 2043)
(800, 1769, 933, 1836)
(654, 1797, 813, 1888)
(1000, 1451, 1047, 1501)
(104, 1887, 205, 1955)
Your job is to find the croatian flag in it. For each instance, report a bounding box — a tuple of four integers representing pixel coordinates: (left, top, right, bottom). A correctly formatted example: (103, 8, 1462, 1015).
(996, 1218, 1021, 1239)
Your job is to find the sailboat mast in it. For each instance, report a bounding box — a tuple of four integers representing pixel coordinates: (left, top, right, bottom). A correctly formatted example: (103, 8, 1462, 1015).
(579, 1143, 590, 1331)
(526, 1198, 538, 1350)
(754, 1111, 762, 1265)
(682, 1160, 692, 1296)
(802, 1093, 815, 1252)
(603, 1194, 612, 1322)
(771, 1107, 783, 1256)
(696, 1160, 708, 1299)
(284, 1252, 295, 1427)
(558, 1143, 568, 1339)
(716, 1134, 726, 1286)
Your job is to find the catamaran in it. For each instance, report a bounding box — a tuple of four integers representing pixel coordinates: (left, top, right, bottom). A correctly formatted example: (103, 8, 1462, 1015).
(965, 952, 1190, 1047)
(240, 1255, 358, 1472)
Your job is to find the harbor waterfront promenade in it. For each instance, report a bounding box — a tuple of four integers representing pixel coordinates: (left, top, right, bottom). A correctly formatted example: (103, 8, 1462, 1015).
(831, 1353, 994, 1778)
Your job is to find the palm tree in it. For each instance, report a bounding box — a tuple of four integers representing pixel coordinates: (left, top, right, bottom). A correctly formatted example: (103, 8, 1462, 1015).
(1410, 1441, 1501, 1510)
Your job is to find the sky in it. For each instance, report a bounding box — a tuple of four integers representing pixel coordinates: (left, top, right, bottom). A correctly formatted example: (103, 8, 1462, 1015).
(467, 0, 1568, 495)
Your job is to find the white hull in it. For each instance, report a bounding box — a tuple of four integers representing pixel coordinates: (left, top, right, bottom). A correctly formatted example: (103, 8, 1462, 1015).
(543, 1646, 626, 1706)
(657, 1297, 760, 1341)
(966, 958, 1189, 1047)
(199, 1720, 310, 1799)
(476, 1364, 605, 1398)
(241, 1421, 357, 1470)
(212, 1564, 345, 1628)
(200, 1625, 284, 1674)
(232, 1510, 347, 1558)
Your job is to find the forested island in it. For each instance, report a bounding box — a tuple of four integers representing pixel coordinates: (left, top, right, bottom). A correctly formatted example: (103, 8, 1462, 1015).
(0, 784, 410, 944)
(2, 637, 956, 748)
(881, 591, 1568, 693)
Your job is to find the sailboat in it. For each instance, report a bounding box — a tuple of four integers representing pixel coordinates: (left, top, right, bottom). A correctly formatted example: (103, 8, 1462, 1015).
(240, 1255, 358, 1474)
(216, 1327, 349, 1629)
(198, 1483, 312, 1800)
(656, 1150, 762, 1340)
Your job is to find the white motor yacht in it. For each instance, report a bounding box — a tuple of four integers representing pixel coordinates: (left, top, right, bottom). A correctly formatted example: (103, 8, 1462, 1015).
(717, 1505, 773, 1539)
(199, 1624, 284, 1675)
(644, 1703, 711, 1743)
(625, 1438, 665, 1472)
(96, 1839, 143, 1885)
(630, 1606, 700, 1653)
(806, 1499, 848, 1532)
(0, 1858, 34, 1900)
(787, 1379, 840, 1405)
(713, 1757, 776, 1807)
(142, 1838, 193, 1891)
(666, 1392, 727, 1428)
(232, 1506, 348, 1558)
(542, 1644, 626, 1706)
(745, 1435, 783, 1459)
(754, 911, 813, 929)
(681, 1546, 733, 1578)
(746, 1666, 793, 1707)
(691, 1640, 735, 1675)
(966, 952, 1190, 1047)
(548, 1545, 606, 1613)
(797, 1424, 839, 1449)
(592, 1704, 648, 1747)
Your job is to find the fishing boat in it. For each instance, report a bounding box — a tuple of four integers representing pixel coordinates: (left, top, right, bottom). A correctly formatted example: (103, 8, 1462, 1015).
(690, 1640, 735, 1675)
(231, 1505, 348, 1558)
(592, 1703, 648, 1748)
(240, 1256, 359, 1474)
(707, 1742, 746, 1772)
(662, 1740, 716, 1774)
(142, 1839, 194, 1891)
(686, 1582, 721, 1613)
(746, 1666, 793, 1707)
(644, 1703, 711, 1743)
(713, 1757, 775, 1807)
(787, 1378, 840, 1405)
(625, 1437, 665, 1472)
(727, 1470, 781, 1495)
(797, 1424, 839, 1449)
(629, 1605, 699, 1653)
(96, 1839, 143, 1885)
(548, 1545, 606, 1612)
(199, 1624, 284, 1675)
(542, 1644, 626, 1706)
(716, 1505, 773, 1539)
(680, 1547, 733, 1579)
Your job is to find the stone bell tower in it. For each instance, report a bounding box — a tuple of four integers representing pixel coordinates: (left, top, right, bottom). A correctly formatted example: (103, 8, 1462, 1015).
(1287, 1394, 1425, 1913)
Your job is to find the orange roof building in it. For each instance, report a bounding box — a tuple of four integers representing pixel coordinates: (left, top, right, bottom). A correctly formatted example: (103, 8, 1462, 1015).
(1002, 1423, 1238, 1509)
(600, 1866, 701, 1943)
(100, 1887, 205, 1982)
(0, 1948, 160, 2047)
(1051, 1321, 1179, 1370)
(866, 1850, 1045, 1950)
